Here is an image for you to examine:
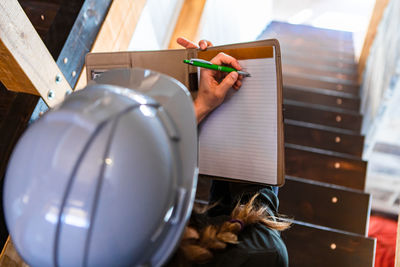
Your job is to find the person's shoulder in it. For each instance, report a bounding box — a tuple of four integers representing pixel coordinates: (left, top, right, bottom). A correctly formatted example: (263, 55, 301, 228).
(236, 223, 289, 267)
(199, 223, 288, 267)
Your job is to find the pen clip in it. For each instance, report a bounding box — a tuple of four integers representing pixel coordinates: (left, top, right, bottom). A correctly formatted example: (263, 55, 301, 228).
(189, 58, 213, 65)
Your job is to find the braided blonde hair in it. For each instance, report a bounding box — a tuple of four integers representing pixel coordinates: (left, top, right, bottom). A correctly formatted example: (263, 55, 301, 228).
(176, 193, 291, 264)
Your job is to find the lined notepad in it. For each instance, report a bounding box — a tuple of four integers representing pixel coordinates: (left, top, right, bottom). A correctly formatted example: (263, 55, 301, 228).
(198, 56, 278, 184)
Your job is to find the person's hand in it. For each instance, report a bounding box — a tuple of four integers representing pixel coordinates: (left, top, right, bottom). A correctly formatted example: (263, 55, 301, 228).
(176, 37, 212, 50)
(176, 37, 244, 123)
(195, 53, 243, 123)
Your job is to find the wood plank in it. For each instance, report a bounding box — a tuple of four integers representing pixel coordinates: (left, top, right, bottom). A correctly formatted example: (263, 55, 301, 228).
(358, 0, 391, 82)
(286, 70, 358, 86)
(74, 0, 147, 90)
(280, 176, 371, 235)
(44, 0, 88, 61)
(283, 49, 356, 67)
(0, 0, 71, 106)
(284, 120, 364, 157)
(284, 101, 362, 133)
(168, 0, 207, 49)
(285, 144, 367, 190)
(282, 221, 376, 267)
(48, 0, 112, 93)
(283, 57, 357, 74)
(284, 86, 360, 111)
(0, 88, 38, 177)
(283, 54, 358, 74)
(284, 74, 359, 95)
(283, 64, 358, 83)
(0, 88, 17, 124)
(19, 0, 60, 39)
(0, 237, 28, 267)
(280, 44, 355, 61)
(91, 0, 146, 52)
(26, 0, 115, 123)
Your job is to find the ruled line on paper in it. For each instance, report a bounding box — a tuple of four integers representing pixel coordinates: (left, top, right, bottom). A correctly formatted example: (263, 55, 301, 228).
(198, 57, 278, 184)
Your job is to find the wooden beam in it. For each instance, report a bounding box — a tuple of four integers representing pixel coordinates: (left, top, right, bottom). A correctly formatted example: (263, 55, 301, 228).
(28, 0, 114, 122)
(358, 0, 390, 82)
(74, 0, 147, 90)
(0, 0, 71, 107)
(0, 237, 28, 267)
(168, 0, 207, 49)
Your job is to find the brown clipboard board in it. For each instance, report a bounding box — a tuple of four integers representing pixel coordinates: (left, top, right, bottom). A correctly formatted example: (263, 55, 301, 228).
(85, 39, 285, 186)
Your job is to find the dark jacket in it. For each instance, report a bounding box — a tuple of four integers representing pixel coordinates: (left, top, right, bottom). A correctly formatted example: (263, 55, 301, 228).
(194, 181, 289, 267)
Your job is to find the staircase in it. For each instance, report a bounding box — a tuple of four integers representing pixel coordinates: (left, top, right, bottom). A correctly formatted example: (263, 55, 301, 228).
(259, 21, 376, 266)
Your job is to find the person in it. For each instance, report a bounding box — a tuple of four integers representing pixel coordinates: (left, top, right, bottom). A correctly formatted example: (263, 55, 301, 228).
(3, 37, 289, 267)
(163, 37, 291, 267)
(176, 37, 244, 123)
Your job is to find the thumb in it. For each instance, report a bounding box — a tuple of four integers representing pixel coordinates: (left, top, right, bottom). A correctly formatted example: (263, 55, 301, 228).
(217, 72, 238, 95)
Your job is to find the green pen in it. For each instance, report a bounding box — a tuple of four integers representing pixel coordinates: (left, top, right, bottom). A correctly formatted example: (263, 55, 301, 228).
(183, 58, 251, 77)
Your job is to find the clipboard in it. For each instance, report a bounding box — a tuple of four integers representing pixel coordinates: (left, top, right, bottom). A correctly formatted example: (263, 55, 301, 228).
(85, 39, 284, 186)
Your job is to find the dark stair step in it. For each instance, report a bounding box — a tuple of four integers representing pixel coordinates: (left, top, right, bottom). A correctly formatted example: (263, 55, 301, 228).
(284, 74, 359, 95)
(283, 59, 357, 76)
(280, 176, 371, 235)
(280, 44, 355, 61)
(284, 120, 364, 157)
(284, 100, 362, 133)
(285, 144, 367, 190)
(284, 85, 360, 111)
(282, 55, 358, 74)
(283, 221, 376, 267)
(283, 64, 358, 83)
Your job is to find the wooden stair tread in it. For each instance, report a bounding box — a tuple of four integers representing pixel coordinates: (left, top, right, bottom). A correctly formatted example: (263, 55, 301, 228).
(283, 55, 358, 73)
(284, 86, 360, 111)
(284, 120, 364, 157)
(282, 221, 376, 267)
(280, 176, 371, 235)
(284, 74, 359, 95)
(285, 72, 359, 87)
(283, 64, 358, 83)
(284, 100, 362, 133)
(285, 144, 367, 190)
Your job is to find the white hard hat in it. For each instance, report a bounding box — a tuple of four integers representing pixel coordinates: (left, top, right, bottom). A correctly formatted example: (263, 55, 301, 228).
(3, 68, 198, 266)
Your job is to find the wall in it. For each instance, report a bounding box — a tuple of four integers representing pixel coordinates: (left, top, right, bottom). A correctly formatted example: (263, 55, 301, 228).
(197, 0, 273, 46)
(361, 0, 400, 156)
(128, 0, 183, 50)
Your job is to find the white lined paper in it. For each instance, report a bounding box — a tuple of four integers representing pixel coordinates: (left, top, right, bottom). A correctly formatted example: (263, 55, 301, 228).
(198, 56, 278, 184)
